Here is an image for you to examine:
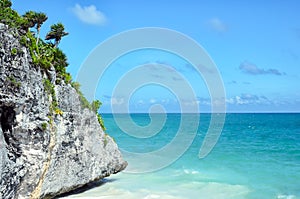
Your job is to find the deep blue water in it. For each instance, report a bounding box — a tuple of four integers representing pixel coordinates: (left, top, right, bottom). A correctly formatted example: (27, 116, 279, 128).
(67, 113, 300, 199)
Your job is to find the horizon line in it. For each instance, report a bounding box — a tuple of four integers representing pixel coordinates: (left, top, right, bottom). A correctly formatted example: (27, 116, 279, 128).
(99, 111, 300, 114)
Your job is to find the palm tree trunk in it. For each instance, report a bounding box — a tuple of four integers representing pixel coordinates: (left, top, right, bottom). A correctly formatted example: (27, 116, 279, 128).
(54, 39, 60, 48)
(36, 26, 40, 46)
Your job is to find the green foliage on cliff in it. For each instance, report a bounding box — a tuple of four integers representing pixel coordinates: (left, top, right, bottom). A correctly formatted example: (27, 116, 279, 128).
(41, 122, 47, 131)
(97, 113, 106, 131)
(11, 48, 17, 55)
(91, 100, 106, 131)
(71, 82, 91, 109)
(0, 0, 23, 29)
(43, 79, 55, 98)
(6, 76, 21, 88)
(71, 82, 106, 130)
(1, 0, 70, 82)
(1, 0, 106, 130)
(43, 79, 59, 113)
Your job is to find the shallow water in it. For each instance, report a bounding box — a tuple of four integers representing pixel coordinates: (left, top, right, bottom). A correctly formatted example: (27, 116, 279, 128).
(62, 113, 300, 199)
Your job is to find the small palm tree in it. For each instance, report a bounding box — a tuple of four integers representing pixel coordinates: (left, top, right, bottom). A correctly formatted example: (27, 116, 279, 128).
(22, 11, 36, 31)
(35, 12, 48, 45)
(45, 23, 68, 48)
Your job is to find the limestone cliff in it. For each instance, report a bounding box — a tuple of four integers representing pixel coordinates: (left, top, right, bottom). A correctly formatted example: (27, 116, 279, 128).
(0, 23, 127, 198)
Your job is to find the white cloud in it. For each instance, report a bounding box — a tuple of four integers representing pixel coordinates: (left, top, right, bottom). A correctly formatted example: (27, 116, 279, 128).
(226, 94, 271, 105)
(182, 100, 199, 106)
(138, 100, 144, 105)
(161, 99, 170, 104)
(208, 17, 227, 32)
(111, 97, 124, 105)
(72, 4, 106, 25)
(149, 98, 157, 104)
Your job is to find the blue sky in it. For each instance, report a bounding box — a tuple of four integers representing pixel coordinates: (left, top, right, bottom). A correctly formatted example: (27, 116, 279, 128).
(12, 0, 300, 113)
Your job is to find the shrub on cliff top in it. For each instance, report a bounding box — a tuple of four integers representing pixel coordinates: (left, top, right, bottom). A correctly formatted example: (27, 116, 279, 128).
(2, 0, 106, 130)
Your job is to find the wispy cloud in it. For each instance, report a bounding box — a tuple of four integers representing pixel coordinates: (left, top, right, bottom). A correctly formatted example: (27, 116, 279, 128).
(207, 17, 228, 32)
(149, 98, 157, 104)
(226, 94, 271, 105)
(172, 76, 183, 81)
(228, 80, 237, 84)
(103, 94, 111, 99)
(183, 63, 197, 73)
(111, 97, 124, 105)
(239, 61, 285, 76)
(71, 4, 106, 25)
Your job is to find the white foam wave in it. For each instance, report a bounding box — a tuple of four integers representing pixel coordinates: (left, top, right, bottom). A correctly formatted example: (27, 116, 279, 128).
(277, 194, 297, 199)
(61, 179, 250, 199)
(183, 169, 199, 175)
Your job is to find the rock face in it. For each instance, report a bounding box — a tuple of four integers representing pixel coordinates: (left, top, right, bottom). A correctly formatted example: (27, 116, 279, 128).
(0, 23, 127, 199)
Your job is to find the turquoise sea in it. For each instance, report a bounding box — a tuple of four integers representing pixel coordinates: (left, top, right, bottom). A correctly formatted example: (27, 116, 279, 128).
(64, 113, 300, 199)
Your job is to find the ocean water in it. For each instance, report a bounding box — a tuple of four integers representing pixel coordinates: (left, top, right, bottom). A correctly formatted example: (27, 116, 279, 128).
(63, 113, 300, 199)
